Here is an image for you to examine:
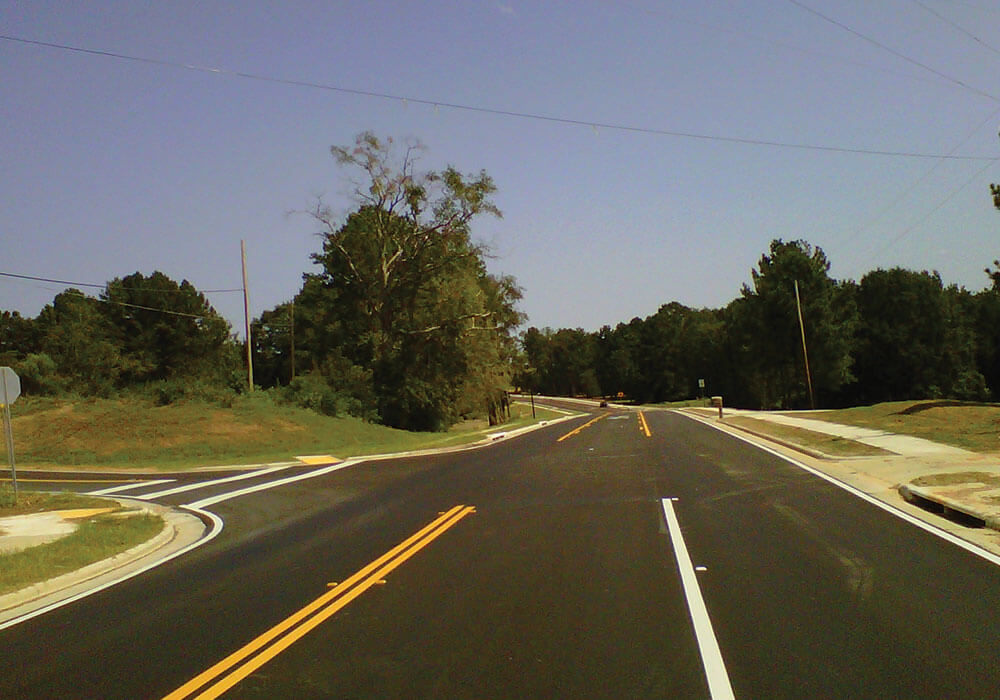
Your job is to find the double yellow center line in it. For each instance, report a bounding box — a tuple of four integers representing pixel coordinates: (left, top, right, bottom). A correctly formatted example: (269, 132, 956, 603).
(163, 505, 476, 700)
(638, 411, 652, 437)
(557, 413, 607, 441)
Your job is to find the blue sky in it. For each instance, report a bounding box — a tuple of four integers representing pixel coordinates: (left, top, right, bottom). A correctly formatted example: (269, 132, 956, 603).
(3, 1, 999, 336)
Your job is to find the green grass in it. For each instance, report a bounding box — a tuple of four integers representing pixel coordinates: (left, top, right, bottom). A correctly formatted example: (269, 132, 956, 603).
(0, 489, 164, 596)
(806, 400, 1000, 453)
(7, 395, 568, 471)
(0, 485, 111, 515)
(724, 416, 889, 457)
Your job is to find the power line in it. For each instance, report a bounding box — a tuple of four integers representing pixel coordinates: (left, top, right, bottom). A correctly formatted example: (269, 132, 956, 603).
(609, 0, 967, 93)
(784, 0, 1000, 102)
(65, 290, 218, 321)
(1, 33, 997, 161)
(867, 157, 999, 260)
(839, 104, 1000, 254)
(0, 271, 242, 293)
(910, 0, 1000, 57)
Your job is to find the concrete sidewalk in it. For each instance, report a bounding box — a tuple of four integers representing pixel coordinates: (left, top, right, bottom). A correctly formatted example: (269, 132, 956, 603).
(717, 407, 970, 457)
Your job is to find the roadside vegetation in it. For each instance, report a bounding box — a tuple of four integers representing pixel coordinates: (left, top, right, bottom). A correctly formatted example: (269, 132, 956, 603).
(519, 239, 1000, 411)
(1, 131, 523, 435)
(9, 396, 566, 470)
(0, 486, 163, 595)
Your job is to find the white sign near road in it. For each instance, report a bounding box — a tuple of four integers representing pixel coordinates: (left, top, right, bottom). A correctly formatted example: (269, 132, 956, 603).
(1, 366, 19, 493)
(1, 367, 20, 405)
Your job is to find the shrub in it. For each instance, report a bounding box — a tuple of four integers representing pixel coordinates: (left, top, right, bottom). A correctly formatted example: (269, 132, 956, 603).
(14, 353, 62, 395)
(142, 378, 239, 407)
(282, 373, 341, 416)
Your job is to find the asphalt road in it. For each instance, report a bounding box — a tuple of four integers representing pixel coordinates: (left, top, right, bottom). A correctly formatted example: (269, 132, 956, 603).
(2, 406, 1000, 698)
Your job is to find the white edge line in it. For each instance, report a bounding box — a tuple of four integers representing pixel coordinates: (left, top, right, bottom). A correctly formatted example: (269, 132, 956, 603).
(86, 479, 175, 496)
(187, 414, 587, 510)
(661, 498, 736, 700)
(0, 415, 581, 629)
(133, 465, 290, 500)
(187, 460, 363, 509)
(0, 506, 224, 632)
(676, 410, 1000, 568)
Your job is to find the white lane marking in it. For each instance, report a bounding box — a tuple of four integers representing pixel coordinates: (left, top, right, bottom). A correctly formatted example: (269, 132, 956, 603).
(661, 498, 736, 700)
(187, 459, 362, 509)
(678, 411, 1000, 568)
(132, 466, 290, 500)
(86, 479, 175, 496)
(0, 506, 224, 632)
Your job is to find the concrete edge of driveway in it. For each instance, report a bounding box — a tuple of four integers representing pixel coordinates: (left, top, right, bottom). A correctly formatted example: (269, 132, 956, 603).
(0, 496, 206, 625)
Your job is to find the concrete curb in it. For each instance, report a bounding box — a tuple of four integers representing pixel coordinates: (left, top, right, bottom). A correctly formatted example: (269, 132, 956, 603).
(0, 497, 205, 617)
(898, 483, 1000, 531)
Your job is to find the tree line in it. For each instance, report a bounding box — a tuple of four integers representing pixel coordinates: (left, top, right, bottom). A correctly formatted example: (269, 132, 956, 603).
(518, 239, 1000, 409)
(1, 132, 524, 432)
(4, 135, 998, 422)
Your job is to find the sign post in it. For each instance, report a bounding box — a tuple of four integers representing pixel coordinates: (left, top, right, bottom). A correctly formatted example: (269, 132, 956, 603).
(1, 367, 20, 495)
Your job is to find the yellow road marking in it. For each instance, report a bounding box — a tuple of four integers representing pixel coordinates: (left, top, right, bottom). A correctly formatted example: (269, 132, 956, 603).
(556, 413, 607, 442)
(163, 505, 476, 700)
(638, 411, 652, 438)
(295, 455, 341, 465)
(53, 507, 115, 519)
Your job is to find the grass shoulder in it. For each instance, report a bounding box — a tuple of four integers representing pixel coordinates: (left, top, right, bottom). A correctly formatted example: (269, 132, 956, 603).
(8, 394, 565, 471)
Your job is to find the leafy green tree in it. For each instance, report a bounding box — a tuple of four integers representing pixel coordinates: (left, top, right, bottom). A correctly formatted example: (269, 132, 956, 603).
(303, 132, 521, 430)
(251, 302, 295, 388)
(0, 310, 38, 367)
(34, 290, 124, 395)
(101, 271, 234, 385)
(738, 240, 856, 408)
(853, 268, 986, 401)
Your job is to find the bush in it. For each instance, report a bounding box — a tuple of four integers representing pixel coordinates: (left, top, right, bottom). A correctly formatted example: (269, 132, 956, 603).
(282, 373, 341, 416)
(142, 378, 240, 407)
(14, 353, 62, 395)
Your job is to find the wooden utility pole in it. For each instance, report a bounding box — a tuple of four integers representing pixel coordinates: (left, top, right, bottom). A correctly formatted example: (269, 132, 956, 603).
(289, 301, 295, 382)
(794, 280, 815, 409)
(241, 240, 254, 392)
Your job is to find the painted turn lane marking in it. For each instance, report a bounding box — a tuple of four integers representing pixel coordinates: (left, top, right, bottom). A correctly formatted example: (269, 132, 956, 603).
(661, 498, 735, 700)
(163, 505, 476, 700)
(638, 411, 652, 437)
(556, 413, 608, 442)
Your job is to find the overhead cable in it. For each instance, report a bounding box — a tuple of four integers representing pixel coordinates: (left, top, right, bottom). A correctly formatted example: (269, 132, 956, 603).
(65, 290, 217, 320)
(910, 0, 1000, 57)
(785, 0, 999, 102)
(1, 33, 996, 161)
(0, 271, 242, 293)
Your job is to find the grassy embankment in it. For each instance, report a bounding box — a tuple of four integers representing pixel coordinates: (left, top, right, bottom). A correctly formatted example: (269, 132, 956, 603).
(6, 395, 567, 471)
(718, 400, 1000, 457)
(0, 487, 163, 595)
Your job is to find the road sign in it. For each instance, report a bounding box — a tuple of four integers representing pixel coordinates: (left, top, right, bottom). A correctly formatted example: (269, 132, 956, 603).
(698, 378, 706, 389)
(1, 367, 20, 405)
(1, 367, 18, 494)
